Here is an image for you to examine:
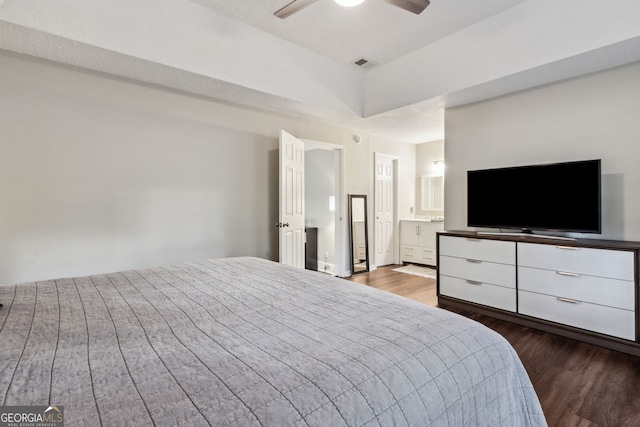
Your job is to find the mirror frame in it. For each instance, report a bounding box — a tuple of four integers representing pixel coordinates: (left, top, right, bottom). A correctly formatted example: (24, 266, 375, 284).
(420, 175, 444, 211)
(348, 194, 369, 275)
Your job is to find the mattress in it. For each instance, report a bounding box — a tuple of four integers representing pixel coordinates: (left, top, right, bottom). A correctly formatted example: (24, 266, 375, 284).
(0, 257, 546, 426)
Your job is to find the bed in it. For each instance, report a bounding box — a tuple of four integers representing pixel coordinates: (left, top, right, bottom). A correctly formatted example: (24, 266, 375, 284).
(0, 257, 546, 426)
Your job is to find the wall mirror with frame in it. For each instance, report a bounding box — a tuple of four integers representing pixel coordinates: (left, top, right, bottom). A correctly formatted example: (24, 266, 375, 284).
(420, 175, 444, 212)
(348, 194, 369, 274)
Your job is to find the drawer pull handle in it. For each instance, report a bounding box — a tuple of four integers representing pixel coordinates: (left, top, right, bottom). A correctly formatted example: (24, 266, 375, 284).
(466, 238, 481, 242)
(557, 271, 580, 277)
(466, 280, 482, 285)
(466, 259, 482, 263)
(557, 297, 581, 304)
(556, 245, 578, 250)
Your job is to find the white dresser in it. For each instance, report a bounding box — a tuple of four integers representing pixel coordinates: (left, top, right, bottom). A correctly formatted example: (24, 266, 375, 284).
(400, 220, 444, 267)
(437, 231, 640, 356)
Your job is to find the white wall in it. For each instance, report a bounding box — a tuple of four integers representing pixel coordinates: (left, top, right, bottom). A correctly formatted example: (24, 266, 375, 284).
(444, 61, 640, 241)
(0, 52, 277, 283)
(0, 50, 416, 283)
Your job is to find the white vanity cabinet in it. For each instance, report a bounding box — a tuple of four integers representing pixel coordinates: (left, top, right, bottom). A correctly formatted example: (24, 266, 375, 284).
(400, 220, 443, 266)
(437, 231, 640, 356)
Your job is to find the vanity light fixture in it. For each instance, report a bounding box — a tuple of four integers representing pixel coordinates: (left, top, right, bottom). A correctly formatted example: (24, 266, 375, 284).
(433, 160, 445, 174)
(335, 0, 366, 7)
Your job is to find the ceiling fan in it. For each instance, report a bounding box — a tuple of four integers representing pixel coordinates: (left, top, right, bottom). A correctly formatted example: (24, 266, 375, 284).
(274, 0, 431, 19)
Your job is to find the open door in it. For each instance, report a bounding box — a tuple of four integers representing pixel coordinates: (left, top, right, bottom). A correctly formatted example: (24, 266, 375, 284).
(278, 130, 305, 268)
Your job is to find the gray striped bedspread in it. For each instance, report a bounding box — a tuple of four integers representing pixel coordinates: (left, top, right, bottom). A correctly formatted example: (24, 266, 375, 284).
(0, 257, 546, 426)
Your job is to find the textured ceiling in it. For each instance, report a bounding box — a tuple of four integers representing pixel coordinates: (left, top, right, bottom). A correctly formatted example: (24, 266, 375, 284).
(192, 0, 526, 66)
(1, 0, 640, 143)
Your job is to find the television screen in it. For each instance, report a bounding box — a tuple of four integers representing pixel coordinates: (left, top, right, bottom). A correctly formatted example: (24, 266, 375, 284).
(467, 159, 601, 234)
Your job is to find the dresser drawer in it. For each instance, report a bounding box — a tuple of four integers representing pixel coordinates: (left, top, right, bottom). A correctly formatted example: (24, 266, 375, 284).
(440, 255, 515, 288)
(519, 266, 634, 310)
(439, 236, 515, 264)
(519, 290, 635, 340)
(518, 242, 634, 281)
(440, 275, 516, 312)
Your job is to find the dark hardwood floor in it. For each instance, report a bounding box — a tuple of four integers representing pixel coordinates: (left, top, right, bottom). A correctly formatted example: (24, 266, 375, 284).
(347, 265, 640, 427)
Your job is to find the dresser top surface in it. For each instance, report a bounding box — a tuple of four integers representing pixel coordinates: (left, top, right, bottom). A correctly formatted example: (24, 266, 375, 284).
(439, 230, 640, 251)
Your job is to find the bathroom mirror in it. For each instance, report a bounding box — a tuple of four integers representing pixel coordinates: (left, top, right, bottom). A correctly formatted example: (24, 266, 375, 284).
(348, 194, 369, 274)
(420, 175, 444, 211)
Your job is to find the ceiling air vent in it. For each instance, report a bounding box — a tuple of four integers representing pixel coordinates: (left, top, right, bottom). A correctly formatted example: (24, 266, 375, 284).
(352, 58, 377, 70)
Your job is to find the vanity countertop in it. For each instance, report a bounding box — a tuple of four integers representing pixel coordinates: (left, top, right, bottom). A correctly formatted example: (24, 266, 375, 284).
(401, 218, 444, 223)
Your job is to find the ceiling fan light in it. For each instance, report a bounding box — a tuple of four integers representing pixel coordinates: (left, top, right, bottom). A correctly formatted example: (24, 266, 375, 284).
(335, 0, 366, 7)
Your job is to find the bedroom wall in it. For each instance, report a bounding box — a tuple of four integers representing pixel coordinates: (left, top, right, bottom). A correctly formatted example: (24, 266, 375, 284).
(0, 50, 416, 283)
(444, 61, 640, 241)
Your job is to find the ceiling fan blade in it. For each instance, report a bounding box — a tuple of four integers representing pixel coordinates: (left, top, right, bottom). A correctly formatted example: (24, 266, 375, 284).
(274, 0, 319, 19)
(384, 0, 430, 15)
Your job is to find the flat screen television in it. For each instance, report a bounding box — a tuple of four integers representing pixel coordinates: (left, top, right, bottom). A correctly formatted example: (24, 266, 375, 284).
(467, 159, 601, 234)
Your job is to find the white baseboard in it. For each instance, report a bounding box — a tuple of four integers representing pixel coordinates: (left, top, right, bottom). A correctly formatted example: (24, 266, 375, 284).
(317, 261, 335, 275)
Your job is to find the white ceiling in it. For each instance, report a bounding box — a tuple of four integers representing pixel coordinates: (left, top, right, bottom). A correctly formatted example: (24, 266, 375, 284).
(194, 0, 526, 66)
(1, 0, 640, 143)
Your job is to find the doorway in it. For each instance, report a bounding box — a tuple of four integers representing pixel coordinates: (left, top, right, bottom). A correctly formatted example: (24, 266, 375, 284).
(374, 153, 398, 268)
(277, 131, 346, 276)
(303, 140, 345, 276)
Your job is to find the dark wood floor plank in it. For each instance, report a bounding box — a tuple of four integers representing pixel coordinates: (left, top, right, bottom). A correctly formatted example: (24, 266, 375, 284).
(346, 265, 640, 427)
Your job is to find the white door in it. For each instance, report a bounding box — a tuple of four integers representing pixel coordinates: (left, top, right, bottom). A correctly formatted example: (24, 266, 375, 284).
(279, 130, 305, 268)
(375, 153, 395, 267)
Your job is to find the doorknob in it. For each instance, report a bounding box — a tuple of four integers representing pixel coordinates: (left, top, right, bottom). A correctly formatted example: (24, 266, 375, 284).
(275, 222, 291, 228)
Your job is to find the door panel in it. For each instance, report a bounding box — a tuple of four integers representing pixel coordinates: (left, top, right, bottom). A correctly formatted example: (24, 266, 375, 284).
(279, 130, 305, 268)
(374, 153, 395, 267)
